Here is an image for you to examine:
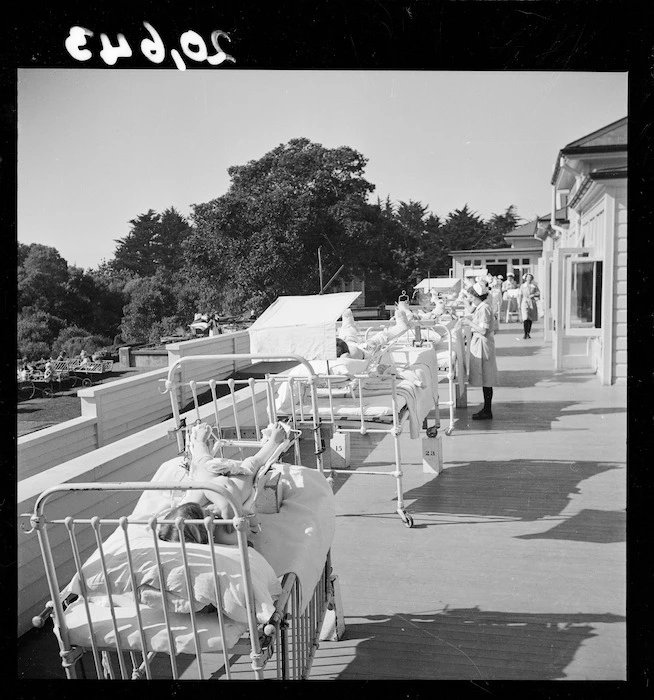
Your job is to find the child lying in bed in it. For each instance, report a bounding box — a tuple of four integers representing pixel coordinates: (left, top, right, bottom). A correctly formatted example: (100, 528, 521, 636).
(159, 421, 289, 546)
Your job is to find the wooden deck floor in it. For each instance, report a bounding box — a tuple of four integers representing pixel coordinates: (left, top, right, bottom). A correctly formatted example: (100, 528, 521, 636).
(309, 322, 626, 680)
(17, 321, 627, 681)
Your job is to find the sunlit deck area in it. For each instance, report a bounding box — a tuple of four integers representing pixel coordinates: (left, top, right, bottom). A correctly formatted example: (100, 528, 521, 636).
(17, 320, 626, 680)
(310, 322, 626, 680)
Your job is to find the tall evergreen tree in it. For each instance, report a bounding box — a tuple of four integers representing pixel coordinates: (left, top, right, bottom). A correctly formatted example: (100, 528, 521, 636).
(112, 210, 161, 277)
(483, 205, 521, 247)
(440, 205, 488, 252)
(152, 207, 193, 273)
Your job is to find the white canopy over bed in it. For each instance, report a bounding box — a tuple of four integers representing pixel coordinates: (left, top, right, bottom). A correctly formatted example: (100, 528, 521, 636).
(414, 277, 462, 295)
(249, 292, 361, 361)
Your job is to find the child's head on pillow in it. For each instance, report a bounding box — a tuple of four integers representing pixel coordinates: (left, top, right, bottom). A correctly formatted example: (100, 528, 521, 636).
(336, 338, 349, 357)
(159, 503, 212, 544)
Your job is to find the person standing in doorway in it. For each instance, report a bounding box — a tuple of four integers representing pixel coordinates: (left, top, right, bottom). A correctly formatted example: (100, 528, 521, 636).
(489, 276, 503, 323)
(520, 273, 541, 339)
(460, 281, 499, 420)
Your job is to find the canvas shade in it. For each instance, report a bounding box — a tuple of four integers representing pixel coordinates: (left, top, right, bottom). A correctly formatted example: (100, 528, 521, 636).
(249, 292, 361, 360)
(463, 268, 488, 279)
(414, 277, 462, 294)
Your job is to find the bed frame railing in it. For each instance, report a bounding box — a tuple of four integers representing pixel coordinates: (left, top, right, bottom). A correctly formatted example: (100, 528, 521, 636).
(161, 354, 326, 473)
(22, 482, 337, 680)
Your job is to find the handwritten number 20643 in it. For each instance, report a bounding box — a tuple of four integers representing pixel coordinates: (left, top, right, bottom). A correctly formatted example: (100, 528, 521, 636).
(65, 23, 235, 69)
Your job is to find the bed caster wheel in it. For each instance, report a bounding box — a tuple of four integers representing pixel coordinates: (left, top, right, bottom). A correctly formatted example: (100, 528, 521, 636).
(426, 426, 438, 438)
(445, 427, 453, 436)
(401, 512, 414, 528)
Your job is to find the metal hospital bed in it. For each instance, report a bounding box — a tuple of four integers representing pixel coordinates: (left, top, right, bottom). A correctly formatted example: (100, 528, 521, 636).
(272, 332, 441, 529)
(22, 353, 342, 680)
(364, 317, 465, 436)
(162, 353, 327, 474)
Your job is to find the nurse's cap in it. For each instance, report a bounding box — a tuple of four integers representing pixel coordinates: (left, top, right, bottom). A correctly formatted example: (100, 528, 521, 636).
(469, 281, 489, 298)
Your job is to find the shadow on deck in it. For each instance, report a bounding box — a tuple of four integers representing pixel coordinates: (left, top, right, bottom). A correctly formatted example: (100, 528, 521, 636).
(321, 609, 626, 681)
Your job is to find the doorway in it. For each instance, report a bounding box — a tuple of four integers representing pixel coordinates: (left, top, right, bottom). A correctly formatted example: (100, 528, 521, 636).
(486, 264, 507, 279)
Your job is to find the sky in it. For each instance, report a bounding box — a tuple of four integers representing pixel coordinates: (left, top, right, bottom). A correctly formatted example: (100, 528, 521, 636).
(17, 69, 627, 270)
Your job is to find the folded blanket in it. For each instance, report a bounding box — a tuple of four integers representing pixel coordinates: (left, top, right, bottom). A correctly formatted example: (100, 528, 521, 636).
(395, 366, 435, 438)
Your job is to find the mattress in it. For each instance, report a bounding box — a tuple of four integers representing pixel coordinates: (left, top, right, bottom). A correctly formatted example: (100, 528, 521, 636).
(65, 598, 246, 655)
(291, 394, 407, 421)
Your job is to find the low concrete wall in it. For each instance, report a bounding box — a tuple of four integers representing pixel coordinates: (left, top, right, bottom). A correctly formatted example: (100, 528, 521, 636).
(17, 417, 99, 481)
(17, 382, 269, 637)
(77, 367, 171, 447)
(167, 330, 251, 407)
(131, 347, 169, 369)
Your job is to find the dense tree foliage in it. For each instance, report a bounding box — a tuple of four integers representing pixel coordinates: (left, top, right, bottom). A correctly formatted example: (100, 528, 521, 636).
(17, 308, 67, 361)
(17, 138, 527, 360)
(17, 244, 126, 359)
(184, 138, 379, 314)
(51, 325, 112, 359)
(119, 272, 182, 344)
(18, 244, 70, 317)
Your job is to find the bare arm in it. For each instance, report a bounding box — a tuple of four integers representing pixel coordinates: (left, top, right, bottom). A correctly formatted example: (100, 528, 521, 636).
(181, 422, 288, 517)
(240, 423, 289, 473)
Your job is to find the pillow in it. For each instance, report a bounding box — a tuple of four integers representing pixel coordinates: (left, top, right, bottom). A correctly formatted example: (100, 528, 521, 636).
(65, 527, 282, 625)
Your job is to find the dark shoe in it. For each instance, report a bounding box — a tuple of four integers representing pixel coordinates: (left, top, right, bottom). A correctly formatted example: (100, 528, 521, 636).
(472, 409, 493, 420)
(523, 334, 527, 339)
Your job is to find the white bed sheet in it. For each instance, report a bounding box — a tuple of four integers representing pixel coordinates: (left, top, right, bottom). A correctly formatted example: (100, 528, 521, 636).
(313, 393, 406, 419)
(65, 597, 246, 654)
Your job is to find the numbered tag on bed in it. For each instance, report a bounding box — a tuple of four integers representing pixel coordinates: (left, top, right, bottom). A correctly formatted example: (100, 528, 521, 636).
(330, 431, 350, 469)
(422, 436, 443, 475)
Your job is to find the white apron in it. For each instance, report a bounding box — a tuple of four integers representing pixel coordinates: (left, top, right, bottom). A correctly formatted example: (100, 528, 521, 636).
(468, 301, 499, 387)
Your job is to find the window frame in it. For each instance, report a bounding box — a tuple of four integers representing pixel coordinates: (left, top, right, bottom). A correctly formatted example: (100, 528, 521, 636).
(565, 256, 603, 336)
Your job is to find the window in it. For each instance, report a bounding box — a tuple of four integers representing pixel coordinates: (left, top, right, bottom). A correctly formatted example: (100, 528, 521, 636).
(568, 259, 603, 331)
(522, 258, 530, 265)
(463, 259, 471, 266)
(498, 258, 507, 263)
(512, 258, 519, 265)
(473, 259, 481, 266)
(486, 258, 496, 263)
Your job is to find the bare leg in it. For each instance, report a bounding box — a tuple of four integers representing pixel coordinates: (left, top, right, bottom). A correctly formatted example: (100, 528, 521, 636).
(182, 422, 288, 513)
